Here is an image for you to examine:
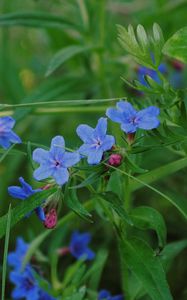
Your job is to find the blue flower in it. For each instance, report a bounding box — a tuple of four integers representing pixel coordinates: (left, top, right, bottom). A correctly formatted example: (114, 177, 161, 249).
(137, 63, 167, 87)
(10, 267, 40, 300)
(0, 116, 21, 149)
(33, 136, 80, 186)
(69, 231, 95, 261)
(8, 177, 45, 222)
(98, 290, 124, 300)
(106, 101, 160, 133)
(76, 117, 115, 165)
(8, 237, 28, 271)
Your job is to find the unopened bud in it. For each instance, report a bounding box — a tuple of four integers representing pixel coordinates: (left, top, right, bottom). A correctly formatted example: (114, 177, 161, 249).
(108, 153, 123, 167)
(57, 247, 70, 256)
(172, 60, 184, 71)
(43, 208, 57, 229)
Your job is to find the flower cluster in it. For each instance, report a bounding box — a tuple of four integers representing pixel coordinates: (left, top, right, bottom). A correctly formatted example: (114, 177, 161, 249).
(8, 237, 56, 300)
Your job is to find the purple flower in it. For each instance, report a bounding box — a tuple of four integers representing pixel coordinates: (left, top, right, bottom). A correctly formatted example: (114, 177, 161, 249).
(8, 237, 28, 271)
(32, 136, 80, 186)
(8, 177, 45, 222)
(106, 101, 160, 133)
(98, 290, 124, 300)
(137, 63, 167, 87)
(76, 117, 115, 165)
(69, 231, 95, 261)
(0, 116, 21, 149)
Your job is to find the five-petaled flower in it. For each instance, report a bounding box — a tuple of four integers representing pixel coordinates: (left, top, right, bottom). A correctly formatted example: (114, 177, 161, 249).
(0, 116, 21, 149)
(8, 237, 57, 300)
(137, 63, 166, 87)
(76, 117, 115, 165)
(8, 177, 45, 222)
(106, 100, 160, 133)
(69, 231, 95, 260)
(32, 136, 80, 186)
(98, 289, 124, 300)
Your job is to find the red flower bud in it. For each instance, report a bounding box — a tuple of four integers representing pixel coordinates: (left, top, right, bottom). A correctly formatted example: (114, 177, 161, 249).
(172, 60, 184, 71)
(108, 154, 123, 167)
(43, 208, 57, 229)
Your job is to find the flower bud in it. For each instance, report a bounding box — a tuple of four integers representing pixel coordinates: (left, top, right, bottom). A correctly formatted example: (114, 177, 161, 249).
(171, 59, 184, 71)
(108, 153, 123, 167)
(43, 208, 57, 229)
(127, 132, 136, 144)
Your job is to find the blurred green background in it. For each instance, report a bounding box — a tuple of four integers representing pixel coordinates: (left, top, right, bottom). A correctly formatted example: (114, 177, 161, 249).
(0, 0, 187, 299)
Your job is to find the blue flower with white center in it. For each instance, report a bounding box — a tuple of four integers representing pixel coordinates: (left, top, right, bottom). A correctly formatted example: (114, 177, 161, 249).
(106, 101, 160, 134)
(8, 237, 28, 271)
(10, 266, 40, 300)
(137, 63, 167, 87)
(98, 290, 124, 300)
(69, 231, 95, 261)
(76, 117, 115, 165)
(8, 177, 45, 222)
(0, 116, 21, 149)
(32, 136, 80, 186)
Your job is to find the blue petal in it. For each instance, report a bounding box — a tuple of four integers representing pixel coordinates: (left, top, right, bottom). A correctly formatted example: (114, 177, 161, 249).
(52, 167, 69, 186)
(85, 248, 95, 260)
(106, 108, 123, 123)
(112, 295, 124, 300)
(8, 186, 27, 200)
(19, 177, 34, 196)
(76, 124, 94, 143)
(137, 117, 160, 130)
(121, 123, 137, 133)
(0, 116, 15, 129)
(117, 101, 137, 116)
(50, 136, 65, 159)
(78, 144, 94, 157)
(35, 207, 45, 222)
(101, 135, 115, 152)
(87, 148, 103, 165)
(32, 148, 49, 164)
(137, 106, 160, 118)
(94, 117, 107, 139)
(7, 130, 22, 144)
(33, 165, 54, 181)
(0, 136, 11, 149)
(62, 151, 80, 168)
(98, 290, 111, 300)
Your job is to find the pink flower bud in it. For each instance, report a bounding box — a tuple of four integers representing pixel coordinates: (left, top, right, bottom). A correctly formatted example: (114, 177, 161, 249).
(172, 60, 184, 71)
(108, 154, 122, 167)
(43, 208, 57, 229)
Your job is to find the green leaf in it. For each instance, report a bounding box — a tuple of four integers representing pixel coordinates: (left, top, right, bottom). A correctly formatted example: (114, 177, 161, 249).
(125, 155, 147, 174)
(0, 187, 56, 239)
(98, 191, 133, 225)
(70, 171, 102, 189)
(121, 237, 173, 300)
(63, 286, 86, 300)
(0, 144, 15, 163)
(130, 206, 167, 248)
(0, 12, 79, 30)
(46, 45, 95, 76)
(64, 186, 92, 222)
(161, 239, 187, 272)
(162, 27, 187, 63)
(83, 249, 108, 290)
(62, 259, 86, 288)
(1, 205, 11, 300)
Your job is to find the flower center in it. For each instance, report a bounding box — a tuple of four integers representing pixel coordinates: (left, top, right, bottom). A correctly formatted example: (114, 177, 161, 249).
(130, 116, 138, 125)
(55, 161, 60, 167)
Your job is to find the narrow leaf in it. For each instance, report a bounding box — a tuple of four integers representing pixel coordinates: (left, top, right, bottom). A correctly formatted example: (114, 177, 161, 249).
(46, 45, 94, 76)
(121, 237, 173, 300)
(1, 205, 11, 300)
(0, 188, 56, 239)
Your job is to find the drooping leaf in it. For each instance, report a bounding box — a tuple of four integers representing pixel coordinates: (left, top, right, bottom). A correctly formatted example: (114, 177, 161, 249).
(46, 45, 95, 76)
(130, 206, 167, 248)
(121, 237, 173, 300)
(0, 187, 56, 239)
(163, 27, 187, 63)
(69, 171, 102, 189)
